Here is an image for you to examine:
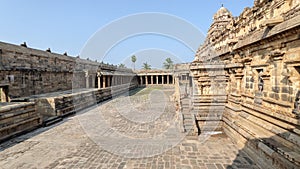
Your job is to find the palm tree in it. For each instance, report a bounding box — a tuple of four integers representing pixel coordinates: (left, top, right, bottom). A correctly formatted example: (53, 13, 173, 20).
(118, 63, 126, 68)
(142, 62, 151, 70)
(163, 57, 174, 69)
(131, 55, 137, 70)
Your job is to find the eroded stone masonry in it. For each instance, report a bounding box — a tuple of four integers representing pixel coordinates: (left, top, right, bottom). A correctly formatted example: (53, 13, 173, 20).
(0, 0, 300, 169)
(191, 0, 300, 168)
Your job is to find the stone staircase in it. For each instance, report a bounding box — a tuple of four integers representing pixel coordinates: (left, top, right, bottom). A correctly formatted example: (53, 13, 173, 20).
(192, 94, 226, 134)
(181, 97, 198, 139)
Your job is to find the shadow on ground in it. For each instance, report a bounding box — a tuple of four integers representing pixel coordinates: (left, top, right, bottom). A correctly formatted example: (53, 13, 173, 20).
(226, 131, 299, 169)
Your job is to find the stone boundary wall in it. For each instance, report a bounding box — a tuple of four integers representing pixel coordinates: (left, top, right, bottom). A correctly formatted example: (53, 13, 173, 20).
(0, 41, 134, 99)
(12, 83, 137, 124)
(0, 83, 137, 142)
(0, 102, 41, 142)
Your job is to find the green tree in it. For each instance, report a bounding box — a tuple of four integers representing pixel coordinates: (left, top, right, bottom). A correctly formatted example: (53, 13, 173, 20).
(163, 57, 174, 69)
(131, 55, 137, 70)
(118, 63, 126, 68)
(142, 62, 151, 70)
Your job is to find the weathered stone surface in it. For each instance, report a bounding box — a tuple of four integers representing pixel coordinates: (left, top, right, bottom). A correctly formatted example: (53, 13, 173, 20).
(191, 0, 300, 168)
(0, 88, 258, 169)
(0, 102, 41, 142)
(0, 41, 135, 99)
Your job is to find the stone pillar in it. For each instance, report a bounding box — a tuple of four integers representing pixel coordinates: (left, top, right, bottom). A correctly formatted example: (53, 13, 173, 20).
(145, 76, 148, 85)
(103, 76, 106, 88)
(173, 75, 175, 84)
(156, 75, 158, 84)
(120, 76, 123, 85)
(140, 76, 143, 85)
(162, 75, 165, 84)
(167, 75, 170, 84)
(97, 72, 101, 89)
(85, 71, 89, 88)
(151, 76, 153, 84)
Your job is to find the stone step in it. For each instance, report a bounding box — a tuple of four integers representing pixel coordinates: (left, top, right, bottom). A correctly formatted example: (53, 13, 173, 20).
(183, 113, 192, 117)
(184, 119, 194, 123)
(196, 117, 223, 121)
(199, 126, 223, 132)
(43, 116, 63, 127)
(0, 116, 41, 142)
(223, 114, 300, 167)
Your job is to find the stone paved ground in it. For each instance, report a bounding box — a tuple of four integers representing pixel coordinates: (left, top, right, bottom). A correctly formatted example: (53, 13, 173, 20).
(0, 88, 259, 169)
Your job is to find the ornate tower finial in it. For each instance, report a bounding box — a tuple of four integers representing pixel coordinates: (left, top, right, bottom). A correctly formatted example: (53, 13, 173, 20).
(221, 4, 224, 7)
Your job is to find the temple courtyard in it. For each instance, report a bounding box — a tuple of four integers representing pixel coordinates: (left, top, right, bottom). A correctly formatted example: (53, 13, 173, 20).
(0, 88, 258, 169)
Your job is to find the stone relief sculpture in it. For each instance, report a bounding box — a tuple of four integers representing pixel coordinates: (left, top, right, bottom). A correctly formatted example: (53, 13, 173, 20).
(258, 70, 264, 92)
(293, 91, 300, 116)
(203, 85, 211, 95)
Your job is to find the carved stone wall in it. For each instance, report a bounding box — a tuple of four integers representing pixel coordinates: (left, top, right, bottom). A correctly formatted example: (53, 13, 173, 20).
(191, 0, 300, 168)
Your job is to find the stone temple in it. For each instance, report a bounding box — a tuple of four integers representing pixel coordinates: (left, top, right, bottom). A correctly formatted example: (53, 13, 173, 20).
(0, 0, 300, 168)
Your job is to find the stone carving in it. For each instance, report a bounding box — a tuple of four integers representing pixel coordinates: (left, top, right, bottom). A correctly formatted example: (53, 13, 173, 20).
(203, 86, 211, 95)
(190, 1, 300, 168)
(258, 70, 264, 92)
(293, 91, 300, 117)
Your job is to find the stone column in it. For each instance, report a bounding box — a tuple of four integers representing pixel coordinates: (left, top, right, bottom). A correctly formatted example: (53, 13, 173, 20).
(167, 75, 170, 84)
(145, 76, 148, 85)
(85, 70, 89, 88)
(97, 72, 101, 89)
(103, 76, 106, 88)
(156, 75, 158, 84)
(162, 75, 165, 84)
(172, 75, 175, 84)
(151, 76, 153, 84)
(140, 76, 143, 85)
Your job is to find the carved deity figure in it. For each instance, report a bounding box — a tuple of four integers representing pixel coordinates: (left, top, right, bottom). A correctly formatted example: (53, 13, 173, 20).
(293, 91, 300, 116)
(258, 71, 264, 92)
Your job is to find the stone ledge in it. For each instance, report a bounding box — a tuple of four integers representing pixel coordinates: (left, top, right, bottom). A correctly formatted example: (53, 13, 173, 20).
(242, 102, 299, 126)
(0, 102, 35, 113)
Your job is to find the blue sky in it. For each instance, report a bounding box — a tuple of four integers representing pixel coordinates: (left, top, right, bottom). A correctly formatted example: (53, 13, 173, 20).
(0, 0, 253, 69)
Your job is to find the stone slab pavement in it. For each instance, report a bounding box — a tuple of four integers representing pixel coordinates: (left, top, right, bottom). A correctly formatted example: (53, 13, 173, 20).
(0, 88, 259, 169)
